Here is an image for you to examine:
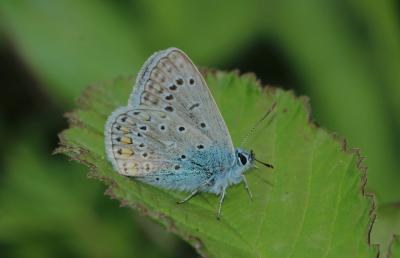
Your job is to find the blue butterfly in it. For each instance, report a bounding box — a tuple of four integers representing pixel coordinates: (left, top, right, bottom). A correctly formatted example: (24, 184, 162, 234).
(104, 48, 273, 218)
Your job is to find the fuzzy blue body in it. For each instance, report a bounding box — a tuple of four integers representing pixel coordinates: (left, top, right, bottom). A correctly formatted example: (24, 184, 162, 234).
(138, 147, 254, 195)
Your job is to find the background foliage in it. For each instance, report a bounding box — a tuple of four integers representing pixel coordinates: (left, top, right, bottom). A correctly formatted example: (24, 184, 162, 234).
(0, 1, 399, 257)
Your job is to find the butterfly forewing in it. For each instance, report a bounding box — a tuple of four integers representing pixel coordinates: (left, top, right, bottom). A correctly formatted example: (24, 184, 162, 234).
(129, 48, 234, 154)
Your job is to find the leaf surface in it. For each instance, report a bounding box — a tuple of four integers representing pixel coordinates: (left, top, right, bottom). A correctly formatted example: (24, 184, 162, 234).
(59, 71, 377, 258)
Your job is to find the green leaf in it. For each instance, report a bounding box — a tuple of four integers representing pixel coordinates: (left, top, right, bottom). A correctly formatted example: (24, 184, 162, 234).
(58, 71, 378, 257)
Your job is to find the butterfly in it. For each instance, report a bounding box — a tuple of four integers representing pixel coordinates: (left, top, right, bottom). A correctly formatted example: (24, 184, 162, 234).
(104, 48, 273, 219)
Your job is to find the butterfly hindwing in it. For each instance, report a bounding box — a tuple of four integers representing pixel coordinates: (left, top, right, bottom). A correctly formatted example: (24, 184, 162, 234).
(105, 106, 218, 191)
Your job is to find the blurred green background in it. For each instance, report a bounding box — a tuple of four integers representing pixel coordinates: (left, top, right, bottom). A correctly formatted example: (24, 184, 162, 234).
(0, 1, 399, 257)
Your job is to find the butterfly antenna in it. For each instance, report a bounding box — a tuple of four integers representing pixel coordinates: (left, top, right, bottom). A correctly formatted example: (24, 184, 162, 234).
(254, 158, 274, 169)
(240, 102, 277, 148)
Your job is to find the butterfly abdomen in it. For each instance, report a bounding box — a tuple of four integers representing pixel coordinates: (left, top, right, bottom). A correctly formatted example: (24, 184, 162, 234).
(137, 147, 234, 193)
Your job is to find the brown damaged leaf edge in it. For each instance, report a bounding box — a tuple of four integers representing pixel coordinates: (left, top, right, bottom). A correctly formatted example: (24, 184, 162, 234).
(56, 70, 379, 258)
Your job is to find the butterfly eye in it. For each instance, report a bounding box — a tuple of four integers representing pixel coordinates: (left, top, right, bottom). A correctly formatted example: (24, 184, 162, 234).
(238, 153, 247, 165)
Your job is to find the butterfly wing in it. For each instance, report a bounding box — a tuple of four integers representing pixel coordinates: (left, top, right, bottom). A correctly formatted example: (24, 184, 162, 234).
(105, 48, 235, 191)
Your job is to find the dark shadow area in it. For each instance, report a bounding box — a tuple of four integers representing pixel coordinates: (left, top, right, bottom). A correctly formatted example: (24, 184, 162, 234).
(222, 39, 303, 93)
(0, 42, 66, 153)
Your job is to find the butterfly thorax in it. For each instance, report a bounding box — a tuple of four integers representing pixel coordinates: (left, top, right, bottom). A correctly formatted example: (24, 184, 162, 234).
(202, 147, 254, 194)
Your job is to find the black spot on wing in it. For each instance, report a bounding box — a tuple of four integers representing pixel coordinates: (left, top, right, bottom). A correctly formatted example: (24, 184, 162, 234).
(189, 103, 200, 110)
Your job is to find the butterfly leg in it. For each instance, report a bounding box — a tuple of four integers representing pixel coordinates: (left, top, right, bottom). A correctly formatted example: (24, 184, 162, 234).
(242, 175, 253, 201)
(177, 178, 214, 204)
(177, 189, 200, 204)
(216, 187, 227, 220)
